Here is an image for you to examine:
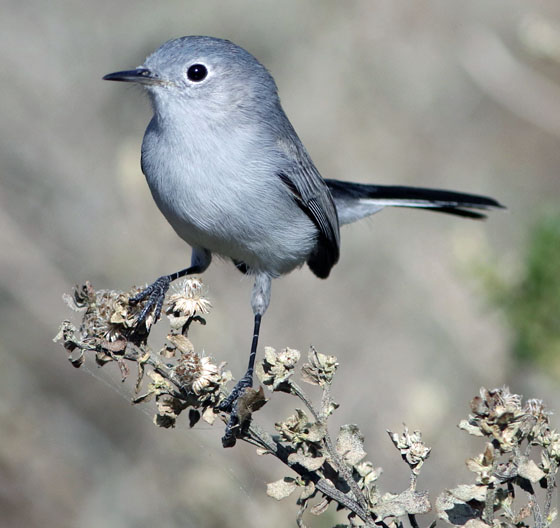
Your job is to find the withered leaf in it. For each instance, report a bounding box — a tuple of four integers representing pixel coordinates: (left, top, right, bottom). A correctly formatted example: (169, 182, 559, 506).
(70, 282, 94, 309)
(298, 481, 316, 501)
(373, 490, 431, 519)
(337, 424, 367, 466)
(267, 477, 298, 500)
(53, 320, 77, 343)
(201, 406, 216, 425)
(436, 489, 481, 526)
(101, 338, 127, 353)
(448, 484, 487, 503)
(355, 460, 382, 487)
(116, 359, 129, 381)
(154, 413, 176, 428)
(62, 292, 86, 312)
(148, 371, 174, 393)
(306, 423, 326, 443)
(463, 521, 491, 528)
(482, 443, 494, 465)
(134, 352, 150, 394)
(156, 395, 187, 417)
(132, 388, 155, 404)
(310, 498, 330, 516)
(517, 458, 546, 483)
(63, 340, 78, 354)
(159, 344, 176, 359)
(287, 452, 326, 472)
(189, 409, 201, 428)
(458, 419, 484, 437)
(167, 314, 189, 330)
(68, 350, 85, 368)
(235, 386, 267, 425)
(167, 334, 194, 354)
(300, 368, 320, 386)
(95, 350, 113, 366)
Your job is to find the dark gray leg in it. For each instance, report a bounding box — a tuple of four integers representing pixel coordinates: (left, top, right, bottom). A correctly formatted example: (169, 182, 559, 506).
(219, 273, 271, 446)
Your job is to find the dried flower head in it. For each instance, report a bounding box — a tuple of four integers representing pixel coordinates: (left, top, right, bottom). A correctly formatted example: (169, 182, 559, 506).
(542, 429, 560, 461)
(459, 387, 555, 454)
(175, 352, 222, 395)
(275, 409, 326, 448)
(438, 387, 559, 526)
(388, 426, 431, 475)
(256, 346, 301, 392)
(57, 282, 154, 369)
(300, 347, 338, 387)
(165, 278, 211, 328)
(72, 282, 148, 339)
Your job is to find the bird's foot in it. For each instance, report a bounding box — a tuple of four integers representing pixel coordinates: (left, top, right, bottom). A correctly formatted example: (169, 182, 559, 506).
(218, 374, 253, 413)
(218, 374, 266, 448)
(129, 275, 172, 329)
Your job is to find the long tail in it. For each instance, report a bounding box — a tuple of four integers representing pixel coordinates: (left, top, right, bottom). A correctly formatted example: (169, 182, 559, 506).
(325, 179, 505, 225)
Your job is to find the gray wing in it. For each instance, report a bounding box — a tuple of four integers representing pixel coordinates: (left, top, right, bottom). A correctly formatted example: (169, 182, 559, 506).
(278, 158, 340, 279)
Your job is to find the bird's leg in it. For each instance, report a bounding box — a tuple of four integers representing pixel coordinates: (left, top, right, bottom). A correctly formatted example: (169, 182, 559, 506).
(218, 312, 262, 413)
(219, 273, 271, 446)
(130, 249, 211, 327)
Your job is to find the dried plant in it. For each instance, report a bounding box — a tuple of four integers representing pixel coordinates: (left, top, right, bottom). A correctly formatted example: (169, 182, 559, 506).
(55, 279, 558, 527)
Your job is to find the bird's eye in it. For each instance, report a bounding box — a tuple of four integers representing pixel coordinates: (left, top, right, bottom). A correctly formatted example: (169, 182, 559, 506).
(186, 64, 208, 82)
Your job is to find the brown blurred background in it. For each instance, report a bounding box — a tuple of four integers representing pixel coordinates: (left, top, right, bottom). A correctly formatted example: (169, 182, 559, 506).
(2, 1, 559, 526)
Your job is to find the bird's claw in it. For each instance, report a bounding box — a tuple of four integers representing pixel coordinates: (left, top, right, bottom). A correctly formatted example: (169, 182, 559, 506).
(130, 275, 172, 327)
(219, 374, 255, 448)
(218, 374, 253, 413)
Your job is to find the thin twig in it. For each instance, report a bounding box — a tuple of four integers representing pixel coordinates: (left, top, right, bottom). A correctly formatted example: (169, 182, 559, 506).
(529, 491, 543, 528)
(290, 380, 371, 516)
(244, 421, 374, 525)
(544, 459, 557, 523)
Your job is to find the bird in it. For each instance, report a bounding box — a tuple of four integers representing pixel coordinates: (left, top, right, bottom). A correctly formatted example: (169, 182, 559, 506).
(103, 36, 503, 443)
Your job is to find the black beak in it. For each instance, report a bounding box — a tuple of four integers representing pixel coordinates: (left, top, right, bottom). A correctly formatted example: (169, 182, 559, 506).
(103, 68, 162, 85)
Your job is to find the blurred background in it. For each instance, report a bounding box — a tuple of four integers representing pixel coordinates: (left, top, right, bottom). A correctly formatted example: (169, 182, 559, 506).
(1, 0, 559, 526)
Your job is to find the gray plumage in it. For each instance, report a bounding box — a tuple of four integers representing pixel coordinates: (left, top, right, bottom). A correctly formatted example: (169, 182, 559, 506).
(103, 36, 503, 441)
(138, 36, 340, 287)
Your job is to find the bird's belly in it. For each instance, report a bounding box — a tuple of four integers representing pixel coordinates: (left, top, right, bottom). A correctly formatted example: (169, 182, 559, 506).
(146, 164, 317, 276)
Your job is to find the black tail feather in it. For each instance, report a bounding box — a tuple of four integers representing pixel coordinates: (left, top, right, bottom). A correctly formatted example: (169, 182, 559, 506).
(326, 179, 505, 216)
(419, 206, 488, 219)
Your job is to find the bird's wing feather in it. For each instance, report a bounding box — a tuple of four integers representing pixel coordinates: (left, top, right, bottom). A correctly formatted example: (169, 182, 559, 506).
(278, 160, 340, 278)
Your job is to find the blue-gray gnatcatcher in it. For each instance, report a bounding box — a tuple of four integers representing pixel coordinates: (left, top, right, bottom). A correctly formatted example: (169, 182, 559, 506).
(103, 36, 503, 443)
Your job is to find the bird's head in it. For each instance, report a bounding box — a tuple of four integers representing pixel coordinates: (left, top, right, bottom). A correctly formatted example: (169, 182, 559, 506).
(103, 36, 279, 123)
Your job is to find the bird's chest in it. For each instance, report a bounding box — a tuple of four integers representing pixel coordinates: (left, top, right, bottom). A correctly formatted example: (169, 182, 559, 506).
(141, 124, 274, 248)
(139, 116, 316, 275)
